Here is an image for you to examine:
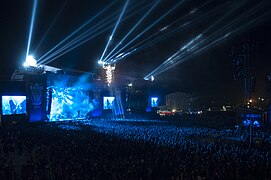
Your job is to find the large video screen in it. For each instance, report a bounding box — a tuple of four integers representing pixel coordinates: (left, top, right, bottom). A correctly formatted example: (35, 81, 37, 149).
(151, 97, 158, 107)
(2, 96, 26, 115)
(49, 87, 94, 121)
(103, 97, 115, 110)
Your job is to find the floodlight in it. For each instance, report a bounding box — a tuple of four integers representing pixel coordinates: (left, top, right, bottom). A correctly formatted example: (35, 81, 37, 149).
(144, 77, 149, 81)
(24, 55, 37, 67)
(151, 76, 154, 81)
(98, 60, 104, 65)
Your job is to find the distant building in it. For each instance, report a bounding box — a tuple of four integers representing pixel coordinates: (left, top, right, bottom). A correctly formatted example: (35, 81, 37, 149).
(166, 92, 190, 111)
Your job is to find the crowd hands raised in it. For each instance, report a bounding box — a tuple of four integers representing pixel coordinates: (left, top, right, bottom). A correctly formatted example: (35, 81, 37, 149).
(0, 118, 270, 180)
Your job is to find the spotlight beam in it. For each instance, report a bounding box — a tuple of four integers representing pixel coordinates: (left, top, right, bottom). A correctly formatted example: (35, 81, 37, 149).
(99, 0, 129, 62)
(104, 0, 186, 63)
(26, 0, 38, 60)
(39, 1, 152, 65)
(110, 2, 229, 60)
(103, 0, 161, 62)
(144, 0, 264, 79)
(201, 1, 271, 51)
(45, 1, 158, 65)
(34, 0, 68, 54)
(147, 34, 203, 77)
(160, 9, 271, 75)
(38, 0, 151, 65)
(205, 0, 269, 40)
(226, 7, 271, 38)
(144, 1, 271, 80)
(108, 0, 229, 63)
(108, 22, 190, 63)
(144, 5, 267, 79)
(38, 8, 121, 64)
(202, 0, 246, 35)
(38, 1, 117, 62)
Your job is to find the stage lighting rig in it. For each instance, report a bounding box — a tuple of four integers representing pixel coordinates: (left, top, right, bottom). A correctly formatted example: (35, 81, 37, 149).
(21, 55, 62, 75)
(104, 64, 115, 85)
(98, 61, 116, 85)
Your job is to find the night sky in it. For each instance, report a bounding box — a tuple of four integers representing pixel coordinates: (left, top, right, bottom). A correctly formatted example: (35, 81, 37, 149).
(1, 0, 271, 104)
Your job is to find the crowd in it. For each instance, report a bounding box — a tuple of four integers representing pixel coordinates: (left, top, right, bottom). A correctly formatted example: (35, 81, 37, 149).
(0, 118, 270, 179)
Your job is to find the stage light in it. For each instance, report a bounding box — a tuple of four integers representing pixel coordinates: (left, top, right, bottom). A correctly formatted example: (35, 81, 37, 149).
(128, 83, 132, 87)
(98, 60, 105, 65)
(151, 76, 154, 81)
(23, 55, 37, 67)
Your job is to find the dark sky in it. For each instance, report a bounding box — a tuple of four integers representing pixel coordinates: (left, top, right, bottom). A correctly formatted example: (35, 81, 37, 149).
(1, 0, 271, 104)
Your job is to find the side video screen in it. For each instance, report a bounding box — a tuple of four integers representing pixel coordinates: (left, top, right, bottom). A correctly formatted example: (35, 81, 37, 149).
(2, 96, 26, 115)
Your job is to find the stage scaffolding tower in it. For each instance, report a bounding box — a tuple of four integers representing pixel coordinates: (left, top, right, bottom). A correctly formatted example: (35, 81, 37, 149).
(231, 39, 257, 144)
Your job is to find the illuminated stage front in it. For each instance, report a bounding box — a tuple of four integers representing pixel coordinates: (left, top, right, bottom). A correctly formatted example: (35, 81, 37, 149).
(46, 72, 104, 121)
(49, 86, 95, 121)
(1, 68, 159, 124)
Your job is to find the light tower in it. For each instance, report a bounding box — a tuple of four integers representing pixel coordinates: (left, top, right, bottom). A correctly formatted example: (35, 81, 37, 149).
(104, 63, 115, 85)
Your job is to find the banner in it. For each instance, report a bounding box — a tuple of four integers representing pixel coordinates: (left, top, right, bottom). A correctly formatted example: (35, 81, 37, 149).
(28, 75, 46, 122)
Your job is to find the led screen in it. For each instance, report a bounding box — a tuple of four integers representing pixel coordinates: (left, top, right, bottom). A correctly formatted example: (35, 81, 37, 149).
(49, 87, 94, 121)
(103, 97, 115, 110)
(151, 97, 158, 107)
(2, 96, 26, 115)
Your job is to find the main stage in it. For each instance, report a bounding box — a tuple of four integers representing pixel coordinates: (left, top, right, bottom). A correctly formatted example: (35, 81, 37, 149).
(0, 68, 159, 125)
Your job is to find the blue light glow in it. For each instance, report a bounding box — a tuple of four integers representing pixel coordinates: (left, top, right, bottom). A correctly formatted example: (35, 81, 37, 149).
(2, 96, 26, 115)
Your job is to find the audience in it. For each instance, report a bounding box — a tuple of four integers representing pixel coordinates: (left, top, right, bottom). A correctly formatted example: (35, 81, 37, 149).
(0, 118, 270, 179)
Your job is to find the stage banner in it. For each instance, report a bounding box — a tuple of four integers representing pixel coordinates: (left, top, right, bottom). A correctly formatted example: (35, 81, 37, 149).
(27, 75, 47, 122)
